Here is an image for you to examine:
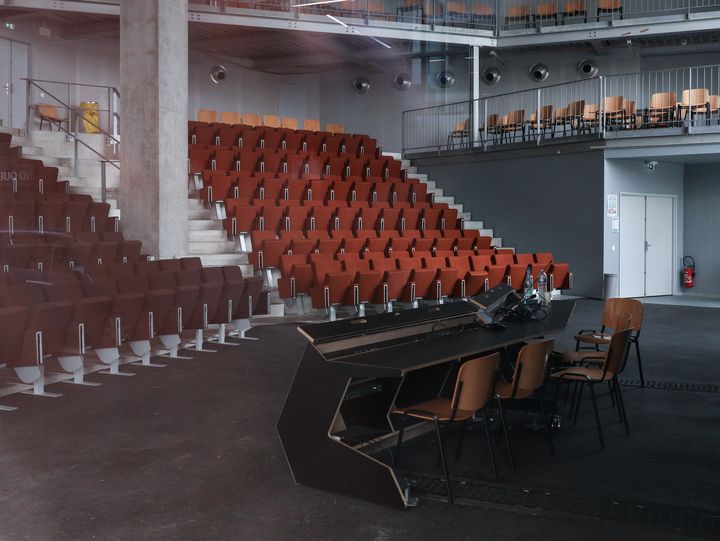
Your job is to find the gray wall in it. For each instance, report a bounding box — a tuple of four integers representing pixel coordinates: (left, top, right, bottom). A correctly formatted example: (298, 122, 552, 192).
(603, 159, 684, 293)
(683, 163, 720, 297)
(414, 150, 606, 298)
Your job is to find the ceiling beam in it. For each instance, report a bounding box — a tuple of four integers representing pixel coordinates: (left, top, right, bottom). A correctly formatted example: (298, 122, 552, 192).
(62, 20, 118, 40)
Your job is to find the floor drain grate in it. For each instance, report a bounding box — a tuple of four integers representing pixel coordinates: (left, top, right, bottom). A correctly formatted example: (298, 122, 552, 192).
(620, 379, 720, 393)
(404, 473, 720, 538)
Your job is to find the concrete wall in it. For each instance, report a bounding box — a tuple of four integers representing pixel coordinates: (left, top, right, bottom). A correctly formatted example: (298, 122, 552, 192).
(603, 159, 684, 293)
(413, 149, 606, 298)
(683, 163, 720, 297)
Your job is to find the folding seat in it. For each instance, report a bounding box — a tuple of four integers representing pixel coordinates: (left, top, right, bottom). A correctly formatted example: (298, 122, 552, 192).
(250, 238, 289, 272)
(371, 201, 390, 210)
(357, 207, 380, 231)
(249, 230, 276, 252)
(341, 256, 382, 315)
(85, 202, 110, 233)
(365, 159, 385, 183)
(239, 129, 262, 150)
(211, 149, 237, 172)
(286, 154, 308, 179)
(305, 133, 324, 153)
(371, 182, 392, 204)
(258, 177, 284, 201)
(309, 206, 333, 231)
(358, 136, 377, 157)
(354, 229, 377, 241)
(189, 148, 211, 173)
(385, 159, 404, 181)
(389, 236, 413, 257)
(302, 200, 323, 209)
(324, 157, 347, 181)
(37, 199, 65, 234)
(420, 256, 460, 301)
(412, 201, 430, 210)
(282, 132, 305, 153)
(305, 155, 326, 179)
(305, 229, 330, 241)
(235, 178, 260, 200)
(515, 253, 544, 283)
(411, 182, 428, 204)
(87, 241, 119, 265)
(492, 253, 525, 291)
(193, 126, 217, 146)
(307, 179, 328, 201)
(173, 268, 224, 347)
(204, 173, 235, 204)
(368, 256, 409, 311)
(364, 237, 389, 254)
(441, 207, 460, 230)
(339, 237, 365, 254)
(260, 153, 285, 177)
(477, 248, 495, 257)
(225, 204, 256, 238)
(421, 207, 442, 230)
(351, 182, 372, 203)
(534, 252, 571, 290)
(320, 135, 343, 157)
(447, 255, 489, 297)
(471, 255, 508, 289)
(309, 259, 353, 317)
(277, 254, 313, 300)
(288, 239, 316, 257)
(333, 206, 357, 230)
(396, 257, 434, 304)
(261, 130, 283, 152)
(284, 205, 308, 231)
(379, 207, 401, 231)
(146, 270, 201, 339)
(257, 205, 284, 232)
(477, 236, 493, 250)
(341, 136, 362, 157)
(346, 158, 367, 182)
(7, 200, 37, 236)
(284, 179, 307, 201)
(134, 260, 161, 274)
(279, 230, 304, 242)
(117, 240, 142, 264)
(218, 126, 241, 147)
(412, 237, 435, 253)
(454, 235, 475, 253)
(238, 151, 261, 175)
(433, 250, 455, 261)
(329, 180, 352, 202)
(411, 250, 433, 261)
(400, 208, 421, 231)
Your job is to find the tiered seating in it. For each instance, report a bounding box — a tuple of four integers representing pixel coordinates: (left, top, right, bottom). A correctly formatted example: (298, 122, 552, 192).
(188, 118, 572, 318)
(0, 143, 265, 406)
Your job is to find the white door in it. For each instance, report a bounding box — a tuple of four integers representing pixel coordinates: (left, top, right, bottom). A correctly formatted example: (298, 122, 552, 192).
(0, 38, 10, 129)
(619, 195, 646, 298)
(619, 194, 674, 298)
(0, 38, 29, 129)
(278, 82, 307, 124)
(645, 196, 674, 296)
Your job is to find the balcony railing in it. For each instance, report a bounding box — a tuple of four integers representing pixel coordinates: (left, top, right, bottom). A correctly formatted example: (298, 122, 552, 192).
(189, 0, 720, 34)
(402, 63, 720, 154)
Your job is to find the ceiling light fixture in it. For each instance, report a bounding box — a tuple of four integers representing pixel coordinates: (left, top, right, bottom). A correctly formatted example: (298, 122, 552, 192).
(368, 36, 391, 49)
(293, 0, 347, 7)
(325, 13, 391, 49)
(325, 14, 348, 27)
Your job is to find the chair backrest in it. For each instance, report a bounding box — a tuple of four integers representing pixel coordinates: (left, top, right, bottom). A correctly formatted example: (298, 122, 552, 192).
(567, 100, 585, 116)
(603, 95, 624, 113)
(510, 339, 554, 397)
(709, 95, 720, 111)
(508, 110, 525, 124)
(536, 2, 557, 16)
(486, 113, 500, 128)
(598, 0, 622, 9)
(681, 88, 709, 107)
(197, 109, 217, 123)
(555, 107, 568, 120)
(447, 1, 467, 13)
(221, 111, 241, 124)
(603, 298, 644, 332)
(37, 103, 61, 119)
(540, 105, 553, 120)
(451, 353, 499, 414)
(304, 119, 321, 131)
(243, 113, 261, 127)
(603, 328, 633, 374)
(326, 123, 345, 134)
(263, 114, 281, 128)
(472, 3, 493, 15)
(650, 92, 676, 110)
(282, 117, 298, 129)
(564, 0, 586, 11)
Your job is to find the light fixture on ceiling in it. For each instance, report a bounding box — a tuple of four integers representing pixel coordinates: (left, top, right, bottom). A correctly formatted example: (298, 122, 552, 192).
(393, 73, 412, 91)
(210, 65, 228, 84)
(293, 0, 347, 7)
(481, 66, 501, 85)
(577, 59, 599, 78)
(325, 13, 391, 49)
(2, 20, 16, 31)
(326, 14, 347, 27)
(528, 63, 549, 82)
(436, 70, 455, 88)
(352, 76, 370, 94)
(368, 36, 391, 49)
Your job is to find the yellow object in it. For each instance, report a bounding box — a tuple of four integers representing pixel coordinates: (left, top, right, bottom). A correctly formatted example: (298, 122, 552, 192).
(80, 101, 100, 133)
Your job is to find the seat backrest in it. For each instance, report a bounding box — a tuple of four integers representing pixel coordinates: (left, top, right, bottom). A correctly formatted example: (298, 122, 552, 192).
(604, 298, 644, 331)
(604, 328, 634, 374)
(650, 92, 675, 110)
(197, 109, 217, 123)
(326, 123, 344, 134)
(682, 88, 710, 107)
(452, 353, 500, 413)
(263, 115, 281, 128)
(304, 119, 321, 131)
(221, 111, 240, 124)
(511, 339, 554, 396)
(598, 0, 622, 8)
(37, 103, 61, 120)
(242, 113, 261, 127)
(282, 117, 298, 130)
(604, 95, 624, 112)
(567, 100, 586, 116)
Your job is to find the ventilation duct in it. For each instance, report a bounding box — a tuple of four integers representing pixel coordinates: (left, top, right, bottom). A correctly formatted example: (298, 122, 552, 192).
(529, 63, 550, 82)
(577, 59, 599, 78)
(481, 66, 501, 86)
(436, 70, 455, 88)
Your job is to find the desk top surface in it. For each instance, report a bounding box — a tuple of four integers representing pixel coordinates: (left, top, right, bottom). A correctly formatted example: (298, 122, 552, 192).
(326, 299, 575, 372)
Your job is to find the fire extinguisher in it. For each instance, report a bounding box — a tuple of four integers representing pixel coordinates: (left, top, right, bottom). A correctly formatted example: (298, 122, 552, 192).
(682, 256, 695, 288)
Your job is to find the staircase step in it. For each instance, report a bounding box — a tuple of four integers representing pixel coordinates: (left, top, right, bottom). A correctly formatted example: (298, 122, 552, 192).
(429, 188, 444, 197)
(464, 220, 484, 230)
(187, 198, 205, 210)
(188, 219, 223, 231)
(434, 196, 454, 205)
(407, 173, 428, 181)
(460, 212, 473, 222)
(189, 209, 212, 220)
(196, 253, 252, 270)
(188, 239, 237, 254)
(384, 152, 402, 160)
(23, 154, 73, 167)
(188, 229, 226, 241)
(424, 180, 436, 190)
(480, 228, 494, 237)
(491, 238, 502, 247)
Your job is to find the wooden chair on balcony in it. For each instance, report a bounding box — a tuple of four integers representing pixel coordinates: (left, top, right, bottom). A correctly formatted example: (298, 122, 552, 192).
(499, 110, 526, 143)
(471, 3, 495, 25)
(561, 0, 587, 23)
(534, 2, 559, 25)
(603, 95, 627, 130)
(197, 108, 217, 123)
(220, 111, 241, 125)
(581, 103, 599, 133)
(597, 0, 622, 20)
(505, 4, 530, 27)
(447, 118, 470, 149)
(527, 105, 554, 140)
(678, 88, 711, 126)
(642, 92, 678, 128)
(36, 104, 69, 132)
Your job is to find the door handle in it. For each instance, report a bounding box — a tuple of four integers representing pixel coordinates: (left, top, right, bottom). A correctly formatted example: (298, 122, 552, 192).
(645, 241, 652, 251)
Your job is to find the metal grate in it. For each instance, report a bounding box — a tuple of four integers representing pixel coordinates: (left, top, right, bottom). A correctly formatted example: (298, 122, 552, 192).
(620, 379, 720, 393)
(405, 472, 720, 539)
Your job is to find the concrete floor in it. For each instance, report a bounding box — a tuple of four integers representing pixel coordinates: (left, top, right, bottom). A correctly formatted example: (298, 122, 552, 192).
(0, 299, 717, 540)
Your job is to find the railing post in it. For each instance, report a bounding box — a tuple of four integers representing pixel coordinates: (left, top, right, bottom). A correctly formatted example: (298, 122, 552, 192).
(101, 161, 107, 204)
(73, 110, 79, 178)
(107, 86, 112, 135)
(536, 87, 542, 144)
(436, 106, 440, 153)
(483, 99, 488, 149)
(25, 79, 31, 132)
(599, 76, 606, 137)
(688, 66, 693, 134)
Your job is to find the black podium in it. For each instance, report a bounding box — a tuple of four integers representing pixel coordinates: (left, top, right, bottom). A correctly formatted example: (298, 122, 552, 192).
(277, 300, 575, 508)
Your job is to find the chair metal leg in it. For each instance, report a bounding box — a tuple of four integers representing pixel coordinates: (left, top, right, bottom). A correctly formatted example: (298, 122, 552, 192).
(608, 381, 616, 407)
(495, 397, 515, 474)
(538, 392, 555, 456)
(572, 382, 584, 427)
(615, 377, 630, 435)
(588, 383, 604, 450)
(634, 338, 645, 387)
(454, 419, 468, 461)
(612, 379, 623, 422)
(482, 409, 499, 482)
(394, 414, 408, 467)
(434, 418, 453, 505)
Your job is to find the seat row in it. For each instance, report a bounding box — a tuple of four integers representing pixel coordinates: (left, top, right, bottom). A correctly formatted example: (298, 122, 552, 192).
(224, 202, 459, 238)
(275, 251, 570, 314)
(206, 176, 426, 207)
(0, 158, 69, 194)
(193, 112, 341, 134)
(0, 257, 266, 396)
(0, 197, 116, 237)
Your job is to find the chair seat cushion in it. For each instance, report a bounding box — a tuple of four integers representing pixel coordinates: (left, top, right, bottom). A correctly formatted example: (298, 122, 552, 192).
(552, 366, 614, 382)
(392, 398, 474, 421)
(575, 332, 611, 345)
(561, 350, 607, 365)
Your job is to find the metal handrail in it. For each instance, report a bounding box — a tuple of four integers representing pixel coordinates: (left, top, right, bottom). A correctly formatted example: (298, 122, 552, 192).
(24, 78, 120, 176)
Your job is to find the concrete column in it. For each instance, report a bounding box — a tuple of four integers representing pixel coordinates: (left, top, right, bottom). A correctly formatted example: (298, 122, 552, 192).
(470, 45, 481, 146)
(120, 0, 188, 259)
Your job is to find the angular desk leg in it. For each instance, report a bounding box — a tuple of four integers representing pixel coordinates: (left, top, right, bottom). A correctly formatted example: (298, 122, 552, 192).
(277, 345, 406, 509)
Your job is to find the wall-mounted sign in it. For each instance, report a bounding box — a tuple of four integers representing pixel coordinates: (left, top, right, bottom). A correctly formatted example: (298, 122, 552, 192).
(607, 193, 618, 218)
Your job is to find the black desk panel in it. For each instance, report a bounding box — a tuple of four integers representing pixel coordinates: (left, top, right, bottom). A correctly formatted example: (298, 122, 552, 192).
(277, 300, 575, 508)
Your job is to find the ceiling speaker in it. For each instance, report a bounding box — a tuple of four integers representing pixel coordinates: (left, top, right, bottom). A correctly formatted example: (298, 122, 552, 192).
(393, 73, 412, 91)
(352, 76, 370, 94)
(578, 59, 599, 78)
(437, 70, 455, 88)
(481, 66, 501, 86)
(210, 65, 227, 84)
(529, 63, 549, 82)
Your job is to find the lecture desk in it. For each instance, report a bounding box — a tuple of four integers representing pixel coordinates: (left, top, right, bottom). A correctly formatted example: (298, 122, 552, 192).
(277, 299, 575, 508)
